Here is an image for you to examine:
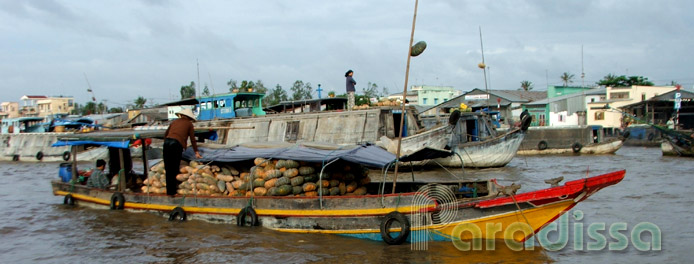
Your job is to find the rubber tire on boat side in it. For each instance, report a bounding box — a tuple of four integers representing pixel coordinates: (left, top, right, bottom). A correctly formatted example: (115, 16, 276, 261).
(448, 110, 461, 126)
(572, 143, 583, 153)
(648, 133, 655, 141)
(520, 114, 532, 131)
(63, 194, 75, 205)
(168, 207, 186, 222)
(621, 131, 631, 140)
(537, 141, 548, 151)
(380, 211, 411, 245)
(62, 151, 71, 161)
(110, 192, 125, 210)
(237, 206, 258, 227)
(36, 151, 43, 161)
(12, 155, 19, 161)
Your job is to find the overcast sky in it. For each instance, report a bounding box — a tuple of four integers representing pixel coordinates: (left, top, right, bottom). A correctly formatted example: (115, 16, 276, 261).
(1, 0, 693, 108)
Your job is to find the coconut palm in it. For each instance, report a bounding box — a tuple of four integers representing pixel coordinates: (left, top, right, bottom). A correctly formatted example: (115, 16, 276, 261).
(520, 80, 534, 91)
(560, 72, 575, 86)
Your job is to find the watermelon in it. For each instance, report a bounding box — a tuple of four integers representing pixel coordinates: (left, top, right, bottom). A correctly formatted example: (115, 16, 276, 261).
(410, 41, 427, 57)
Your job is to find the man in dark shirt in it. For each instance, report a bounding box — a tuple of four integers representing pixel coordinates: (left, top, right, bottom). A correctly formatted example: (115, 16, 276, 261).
(164, 108, 202, 196)
(86, 159, 109, 189)
(345, 70, 356, 111)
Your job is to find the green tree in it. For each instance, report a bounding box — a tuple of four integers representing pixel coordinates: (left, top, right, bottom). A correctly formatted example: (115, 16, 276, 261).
(363, 82, 379, 98)
(108, 107, 124, 113)
(254, 80, 268, 95)
(290, 80, 313, 100)
(597, 74, 654, 87)
(82, 101, 97, 115)
(266, 84, 289, 106)
(381, 86, 390, 97)
(560, 72, 575, 86)
(180, 81, 196, 99)
(227, 79, 238, 91)
(202, 84, 211, 96)
(134, 96, 147, 109)
(520, 80, 534, 91)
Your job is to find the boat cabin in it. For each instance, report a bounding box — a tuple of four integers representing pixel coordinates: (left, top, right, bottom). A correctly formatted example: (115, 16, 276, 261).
(449, 111, 499, 144)
(265, 98, 347, 114)
(197, 92, 266, 121)
(1, 117, 47, 134)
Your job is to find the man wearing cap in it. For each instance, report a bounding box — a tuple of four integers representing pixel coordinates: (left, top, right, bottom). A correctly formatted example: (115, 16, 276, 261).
(345, 70, 356, 111)
(164, 108, 203, 196)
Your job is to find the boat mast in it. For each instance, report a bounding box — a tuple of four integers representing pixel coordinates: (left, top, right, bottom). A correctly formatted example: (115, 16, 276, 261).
(479, 26, 490, 111)
(392, 0, 419, 194)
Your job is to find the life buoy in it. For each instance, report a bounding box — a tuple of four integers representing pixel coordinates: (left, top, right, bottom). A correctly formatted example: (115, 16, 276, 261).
(520, 114, 532, 131)
(647, 133, 655, 141)
(168, 207, 186, 222)
(12, 155, 19, 161)
(237, 206, 258, 226)
(110, 192, 125, 210)
(448, 110, 461, 126)
(62, 151, 71, 161)
(572, 143, 583, 153)
(380, 211, 411, 245)
(36, 151, 43, 161)
(537, 141, 548, 151)
(63, 194, 75, 205)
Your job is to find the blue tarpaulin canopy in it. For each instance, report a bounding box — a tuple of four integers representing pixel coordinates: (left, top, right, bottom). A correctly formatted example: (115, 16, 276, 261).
(183, 143, 398, 168)
(52, 140, 130, 149)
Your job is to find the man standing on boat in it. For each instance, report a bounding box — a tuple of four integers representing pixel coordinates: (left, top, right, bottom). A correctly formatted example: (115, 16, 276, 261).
(345, 69, 356, 111)
(86, 159, 109, 189)
(164, 108, 202, 196)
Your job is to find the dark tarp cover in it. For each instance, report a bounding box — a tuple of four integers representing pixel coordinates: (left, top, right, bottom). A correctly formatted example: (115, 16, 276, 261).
(183, 144, 397, 168)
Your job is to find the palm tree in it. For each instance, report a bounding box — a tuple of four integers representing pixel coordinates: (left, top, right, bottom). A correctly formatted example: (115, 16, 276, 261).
(134, 96, 147, 109)
(520, 80, 534, 91)
(560, 72, 575, 86)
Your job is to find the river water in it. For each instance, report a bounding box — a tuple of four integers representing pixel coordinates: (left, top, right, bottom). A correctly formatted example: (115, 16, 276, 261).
(0, 146, 691, 263)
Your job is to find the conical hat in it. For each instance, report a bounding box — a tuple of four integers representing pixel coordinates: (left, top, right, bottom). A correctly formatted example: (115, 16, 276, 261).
(175, 108, 197, 121)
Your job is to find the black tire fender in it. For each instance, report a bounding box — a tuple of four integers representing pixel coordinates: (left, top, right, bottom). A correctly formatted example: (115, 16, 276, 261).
(62, 151, 71, 161)
(537, 141, 548, 151)
(620, 131, 631, 140)
(237, 206, 258, 226)
(572, 143, 583, 153)
(380, 211, 411, 245)
(36, 151, 43, 161)
(647, 133, 655, 141)
(168, 207, 186, 222)
(63, 194, 75, 205)
(12, 155, 19, 161)
(520, 114, 532, 131)
(448, 110, 461, 126)
(110, 192, 125, 210)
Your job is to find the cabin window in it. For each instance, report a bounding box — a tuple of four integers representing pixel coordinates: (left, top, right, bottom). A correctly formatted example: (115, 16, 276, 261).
(595, 111, 605, 120)
(213, 100, 218, 108)
(206, 102, 212, 110)
(434, 98, 439, 104)
(422, 98, 427, 104)
(235, 101, 240, 108)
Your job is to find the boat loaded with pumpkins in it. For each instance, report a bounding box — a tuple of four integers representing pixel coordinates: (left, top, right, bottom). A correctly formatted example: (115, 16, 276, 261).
(51, 129, 625, 244)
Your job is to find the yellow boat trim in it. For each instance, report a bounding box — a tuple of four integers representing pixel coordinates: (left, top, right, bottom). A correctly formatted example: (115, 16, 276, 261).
(55, 191, 432, 216)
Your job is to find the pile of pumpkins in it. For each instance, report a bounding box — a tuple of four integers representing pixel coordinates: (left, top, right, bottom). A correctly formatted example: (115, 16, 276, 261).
(376, 99, 400, 107)
(141, 158, 371, 197)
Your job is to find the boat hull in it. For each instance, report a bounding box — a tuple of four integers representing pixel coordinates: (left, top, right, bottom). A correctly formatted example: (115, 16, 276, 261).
(52, 170, 625, 243)
(661, 140, 694, 157)
(434, 129, 524, 168)
(517, 138, 624, 155)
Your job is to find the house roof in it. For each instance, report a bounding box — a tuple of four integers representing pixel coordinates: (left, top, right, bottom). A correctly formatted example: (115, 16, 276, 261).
(418, 88, 547, 113)
(21, 95, 48, 99)
(619, 89, 694, 109)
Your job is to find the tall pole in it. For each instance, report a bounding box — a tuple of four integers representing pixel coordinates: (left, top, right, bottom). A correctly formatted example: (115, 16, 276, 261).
(392, 0, 419, 194)
(479, 26, 490, 111)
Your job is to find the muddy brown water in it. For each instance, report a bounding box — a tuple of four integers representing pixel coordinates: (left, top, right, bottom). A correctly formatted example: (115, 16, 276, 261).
(0, 146, 692, 263)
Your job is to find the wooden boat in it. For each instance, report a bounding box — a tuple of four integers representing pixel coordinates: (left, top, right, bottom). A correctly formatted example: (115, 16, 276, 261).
(660, 131, 694, 157)
(516, 125, 625, 155)
(50, 130, 624, 244)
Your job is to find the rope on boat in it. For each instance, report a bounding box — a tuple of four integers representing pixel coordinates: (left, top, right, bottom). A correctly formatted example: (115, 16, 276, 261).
(494, 181, 544, 249)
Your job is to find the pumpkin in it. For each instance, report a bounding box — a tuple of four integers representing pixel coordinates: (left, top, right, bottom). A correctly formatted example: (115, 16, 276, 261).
(210, 165, 221, 172)
(264, 169, 282, 180)
(304, 191, 318, 197)
(276, 185, 292, 196)
(360, 176, 371, 185)
(267, 187, 278, 196)
(329, 187, 340, 196)
(237, 182, 249, 191)
(290, 176, 304, 186)
(346, 181, 358, 193)
(196, 183, 209, 190)
(227, 166, 240, 176)
(226, 182, 234, 192)
(231, 180, 244, 189)
(254, 187, 268, 196)
(252, 178, 266, 188)
(320, 180, 330, 188)
(217, 180, 226, 192)
(292, 186, 303, 195)
(344, 173, 355, 182)
(339, 182, 346, 195)
(410, 40, 427, 57)
(279, 167, 287, 173)
(303, 174, 318, 183)
(285, 160, 299, 169)
(240, 172, 251, 181)
(265, 178, 278, 189)
(303, 182, 317, 192)
(331, 172, 343, 181)
(190, 161, 200, 167)
(276, 160, 286, 168)
(353, 186, 367, 195)
(275, 176, 290, 187)
(209, 184, 219, 193)
(254, 157, 267, 166)
(298, 166, 315, 175)
(329, 179, 340, 188)
(283, 168, 299, 178)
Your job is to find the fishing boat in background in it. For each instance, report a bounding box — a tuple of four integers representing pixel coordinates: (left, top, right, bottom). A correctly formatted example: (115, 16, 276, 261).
(50, 129, 626, 245)
(659, 128, 694, 157)
(516, 125, 626, 155)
